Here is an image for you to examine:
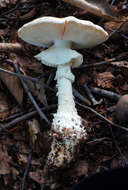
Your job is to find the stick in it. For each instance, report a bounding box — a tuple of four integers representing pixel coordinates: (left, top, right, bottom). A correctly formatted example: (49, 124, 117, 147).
(21, 148, 33, 190)
(12, 63, 50, 124)
(0, 105, 56, 132)
(76, 101, 128, 132)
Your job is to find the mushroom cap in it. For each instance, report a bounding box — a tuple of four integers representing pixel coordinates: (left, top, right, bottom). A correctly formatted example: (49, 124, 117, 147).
(18, 16, 108, 49)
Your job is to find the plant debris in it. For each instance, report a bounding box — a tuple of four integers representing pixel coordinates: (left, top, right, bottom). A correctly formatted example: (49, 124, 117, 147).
(0, 0, 128, 189)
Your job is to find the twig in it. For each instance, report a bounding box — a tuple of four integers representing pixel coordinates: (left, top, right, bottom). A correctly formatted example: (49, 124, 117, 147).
(21, 148, 33, 190)
(77, 58, 116, 69)
(20, 8, 37, 21)
(63, 0, 117, 21)
(76, 101, 128, 132)
(0, 43, 23, 53)
(12, 63, 50, 124)
(46, 71, 55, 86)
(0, 3, 19, 17)
(0, 2, 43, 17)
(110, 0, 116, 7)
(109, 20, 128, 39)
(0, 105, 56, 132)
(82, 84, 103, 106)
(73, 88, 91, 105)
(2, 112, 24, 122)
(0, 66, 55, 92)
(0, 61, 92, 105)
(87, 137, 110, 145)
(90, 87, 121, 101)
(109, 125, 128, 165)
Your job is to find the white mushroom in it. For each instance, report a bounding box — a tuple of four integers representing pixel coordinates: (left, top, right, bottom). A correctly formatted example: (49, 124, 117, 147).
(18, 16, 108, 168)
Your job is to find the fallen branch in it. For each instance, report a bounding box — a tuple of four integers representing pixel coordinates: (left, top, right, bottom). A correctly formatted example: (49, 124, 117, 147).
(90, 87, 121, 101)
(0, 105, 56, 132)
(63, 0, 118, 21)
(0, 43, 23, 53)
(76, 101, 128, 132)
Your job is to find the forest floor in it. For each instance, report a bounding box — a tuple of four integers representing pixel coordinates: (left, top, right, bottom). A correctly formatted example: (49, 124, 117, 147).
(0, 0, 128, 189)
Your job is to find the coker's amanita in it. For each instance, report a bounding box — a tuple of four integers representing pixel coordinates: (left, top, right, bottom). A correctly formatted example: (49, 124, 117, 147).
(18, 16, 108, 168)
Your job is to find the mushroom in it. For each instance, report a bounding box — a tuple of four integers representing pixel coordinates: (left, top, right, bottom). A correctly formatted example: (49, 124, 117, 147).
(18, 16, 108, 168)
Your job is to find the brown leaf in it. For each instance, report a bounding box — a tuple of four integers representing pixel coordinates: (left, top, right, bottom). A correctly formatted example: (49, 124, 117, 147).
(63, 0, 119, 21)
(0, 99, 9, 120)
(28, 119, 40, 148)
(0, 0, 17, 8)
(0, 28, 9, 36)
(0, 63, 23, 105)
(94, 71, 115, 89)
(26, 78, 47, 106)
(110, 61, 128, 77)
(67, 160, 88, 180)
(0, 91, 11, 120)
(20, 8, 37, 22)
(111, 61, 128, 68)
(104, 20, 128, 39)
(0, 144, 12, 175)
(29, 170, 45, 184)
(11, 54, 47, 105)
(73, 160, 88, 176)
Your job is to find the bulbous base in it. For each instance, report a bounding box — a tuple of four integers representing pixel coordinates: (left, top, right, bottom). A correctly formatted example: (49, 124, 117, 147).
(46, 116, 87, 169)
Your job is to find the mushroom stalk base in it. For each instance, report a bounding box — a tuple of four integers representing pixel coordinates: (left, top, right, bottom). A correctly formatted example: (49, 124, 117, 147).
(46, 64, 87, 168)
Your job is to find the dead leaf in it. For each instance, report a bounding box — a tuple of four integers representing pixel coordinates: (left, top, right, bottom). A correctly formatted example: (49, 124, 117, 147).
(120, 83, 128, 91)
(20, 8, 37, 22)
(111, 61, 128, 68)
(0, 144, 12, 175)
(0, 28, 9, 36)
(0, 92, 10, 120)
(94, 71, 115, 88)
(63, 0, 119, 21)
(28, 118, 40, 148)
(29, 170, 45, 184)
(0, 99, 9, 120)
(10, 54, 47, 105)
(72, 160, 88, 176)
(110, 61, 128, 77)
(26, 78, 47, 106)
(0, 63, 23, 105)
(0, 0, 17, 8)
(18, 153, 28, 164)
(104, 20, 128, 38)
(77, 73, 89, 86)
(20, 0, 37, 2)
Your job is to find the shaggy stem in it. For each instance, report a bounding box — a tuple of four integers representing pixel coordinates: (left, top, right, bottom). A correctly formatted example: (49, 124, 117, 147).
(46, 63, 87, 168)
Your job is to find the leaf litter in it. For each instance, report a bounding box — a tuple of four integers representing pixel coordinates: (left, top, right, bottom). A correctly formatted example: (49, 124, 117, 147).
(0, 0, 128, 189)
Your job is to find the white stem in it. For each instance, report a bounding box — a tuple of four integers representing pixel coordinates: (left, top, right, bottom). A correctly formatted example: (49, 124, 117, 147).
(52, 63, 84, 136)
(54, 40, 71, 48)
(56, 64, 76, 114)
(46, 63, 87, 168)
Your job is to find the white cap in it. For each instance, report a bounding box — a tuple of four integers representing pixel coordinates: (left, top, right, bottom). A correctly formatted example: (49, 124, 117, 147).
(18, 16, 108, 49)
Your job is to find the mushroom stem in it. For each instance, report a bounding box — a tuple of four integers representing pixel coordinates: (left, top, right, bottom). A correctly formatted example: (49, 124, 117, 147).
(46, 63, 87, 168)
(55, 64, 76, 114)
(54, 40, 71, 48)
